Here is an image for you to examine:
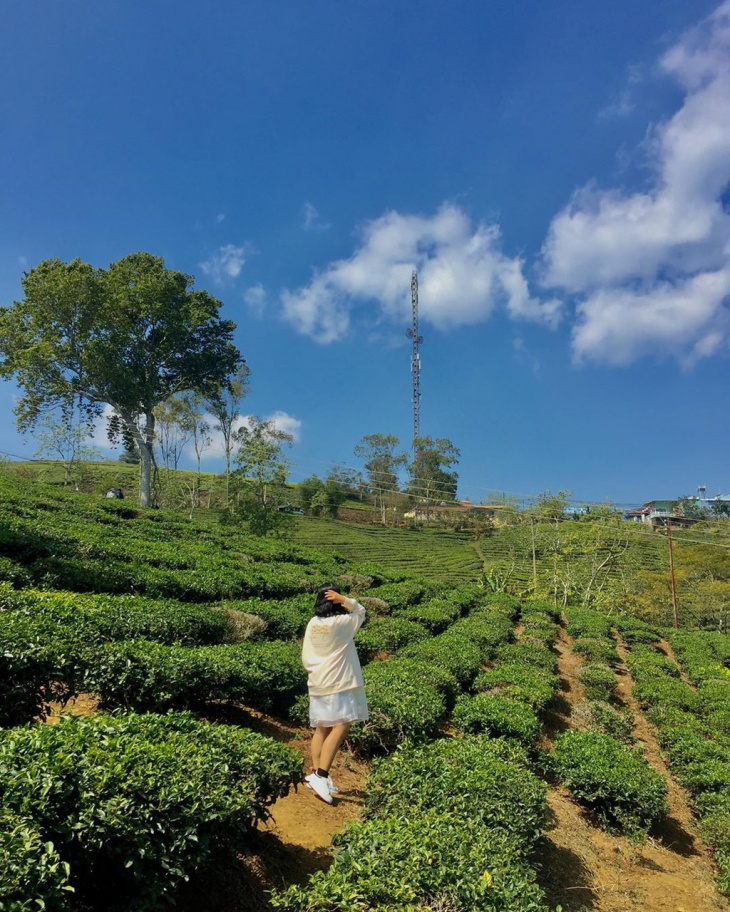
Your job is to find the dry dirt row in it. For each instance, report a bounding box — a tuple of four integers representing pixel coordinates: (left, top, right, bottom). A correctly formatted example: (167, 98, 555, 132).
(538, 624, 729, 912)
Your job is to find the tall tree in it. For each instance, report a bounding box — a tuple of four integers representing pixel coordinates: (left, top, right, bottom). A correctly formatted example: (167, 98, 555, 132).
(354, 433, 408, 525)
(0, 253, 242, 506)
(207, 363, 251, 506)
(232, 416, 293, 535)
(407, 436, 460, 523)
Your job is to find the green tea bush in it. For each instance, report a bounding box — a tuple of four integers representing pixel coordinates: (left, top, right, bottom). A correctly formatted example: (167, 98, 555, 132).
(85, 639, 304, 713)
(271, 808, 549, 912)
(366, 736, 547, 844)
(565, 609, 612, 640)
(493, 642, 556, 672)
(577, 663, 618, 701)
(613, 616, 661, 645)
(366, 580, 427, 610)
(0, 612, 82, 726)
(553, 730, 668, 833)
(0, 712, 301, 909)
(625, 644, 680, 680)
(221, 594, 313, 639)
(355, 617, 429, 659)
(400, 598, 461, 633)
(349, 659, 448, 753)
(0, 810, 73, 912)
(450, 611, 515, 654)
(452, 693, 542, 744)
(402, 633, 485, 686)
(572, 700, 634, 742)
(1, 587, 228, 646)
(474, 663, 558, 714)
(632, 676, 701, 713)
(572, 637, 618, 664)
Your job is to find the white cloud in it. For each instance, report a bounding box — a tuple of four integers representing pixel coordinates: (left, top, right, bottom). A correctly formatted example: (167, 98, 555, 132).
(200, 244, 247, 283)
(541, 2, 730, 365)
(266, 410, 302, 441)
(282, 204, 561, 343)
(202, 409, 302, 460)
(91, 404, 120, 450)
(216, 213, 226, 223)
(243, 283, 267, 317)
(302, 201, 331, 232)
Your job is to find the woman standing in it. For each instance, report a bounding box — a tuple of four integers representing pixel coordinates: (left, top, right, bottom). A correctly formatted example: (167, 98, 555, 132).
(301, 585, 369, 804)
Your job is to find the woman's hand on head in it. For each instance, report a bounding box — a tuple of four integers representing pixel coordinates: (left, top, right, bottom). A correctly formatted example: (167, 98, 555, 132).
(324, 589, 347, 605)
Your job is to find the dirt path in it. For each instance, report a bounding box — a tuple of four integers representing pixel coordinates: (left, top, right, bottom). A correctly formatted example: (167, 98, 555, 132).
(178, 705, 369, 912)
(538, 624, 728, 912)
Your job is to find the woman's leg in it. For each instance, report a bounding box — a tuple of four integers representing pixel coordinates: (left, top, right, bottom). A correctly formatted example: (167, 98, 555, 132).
(310, 724, 331, 770)
(318, 723, 351, 772)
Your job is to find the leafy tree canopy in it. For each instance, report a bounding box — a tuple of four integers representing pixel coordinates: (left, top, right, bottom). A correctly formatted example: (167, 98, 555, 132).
(0, 253, 243, 506)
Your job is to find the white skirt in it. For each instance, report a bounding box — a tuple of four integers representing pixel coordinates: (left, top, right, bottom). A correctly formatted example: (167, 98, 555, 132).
(309, 686, 369, 728)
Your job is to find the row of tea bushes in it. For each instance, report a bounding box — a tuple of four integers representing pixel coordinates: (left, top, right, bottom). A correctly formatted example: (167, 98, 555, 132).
(0, 585, 229, 646)
(273, 736, 551, 911)
(553, 609, 668, 834)
(452, 602, 560, 745)
(349, 600, 518, 753)
(663, 630, 730, 893)
(565, 608, 621, 702)
(551, 729, 668, 834)
(0, 712, 302, 911)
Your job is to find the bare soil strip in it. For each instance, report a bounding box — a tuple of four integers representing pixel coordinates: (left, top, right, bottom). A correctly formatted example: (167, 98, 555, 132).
(539, 624, 728, 912)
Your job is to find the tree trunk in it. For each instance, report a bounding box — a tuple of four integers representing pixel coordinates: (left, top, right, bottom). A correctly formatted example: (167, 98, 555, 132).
(119, 407, 155, 508)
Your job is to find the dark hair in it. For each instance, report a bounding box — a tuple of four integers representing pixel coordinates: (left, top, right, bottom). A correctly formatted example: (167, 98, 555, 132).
(313, 584, 346, 618)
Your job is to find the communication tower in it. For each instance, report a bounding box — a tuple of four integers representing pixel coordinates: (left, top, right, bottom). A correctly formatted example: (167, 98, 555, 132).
(406, 270, 423, 449)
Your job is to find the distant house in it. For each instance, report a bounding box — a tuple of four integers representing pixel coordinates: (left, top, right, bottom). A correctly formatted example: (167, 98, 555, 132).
(639, 500, 677, 524)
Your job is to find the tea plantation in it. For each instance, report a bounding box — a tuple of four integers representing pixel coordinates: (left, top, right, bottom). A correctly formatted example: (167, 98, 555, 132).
(2, 473, 730, 910)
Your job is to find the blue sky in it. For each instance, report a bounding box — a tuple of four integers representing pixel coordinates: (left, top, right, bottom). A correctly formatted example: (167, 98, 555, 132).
(1, 0, 729, 505)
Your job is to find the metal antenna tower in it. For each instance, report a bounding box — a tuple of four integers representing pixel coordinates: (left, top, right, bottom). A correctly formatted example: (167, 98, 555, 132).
(405, 270, 423, 448)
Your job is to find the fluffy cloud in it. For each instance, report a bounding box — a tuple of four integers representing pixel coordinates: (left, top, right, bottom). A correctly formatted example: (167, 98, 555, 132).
(200, 244, 247, 283)
(202, 409, 302, 459)
(282, 204, 560, 343)
(541, 2, 730, 365)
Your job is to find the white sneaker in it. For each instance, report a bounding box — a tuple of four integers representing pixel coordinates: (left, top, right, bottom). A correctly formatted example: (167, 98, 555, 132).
(305, 773, 333, 804)
(327, 776, 339, 794)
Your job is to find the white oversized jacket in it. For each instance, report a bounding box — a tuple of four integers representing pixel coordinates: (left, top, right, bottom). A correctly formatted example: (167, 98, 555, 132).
(301, 598, 366, 696)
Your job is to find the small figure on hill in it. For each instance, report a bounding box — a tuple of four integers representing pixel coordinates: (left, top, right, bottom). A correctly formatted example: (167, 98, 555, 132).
(116, 488, 125, 499)
(301, 585, 369, 804)
(105, 487, 117, 498)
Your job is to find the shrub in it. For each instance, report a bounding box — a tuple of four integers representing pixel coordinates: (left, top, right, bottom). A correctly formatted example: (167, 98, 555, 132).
(401, 598, 461, 633)
(452, 693, 541, 744)
(450, 611, 515, 654)
(553, 730, 668, 833)
(632, 676, 701, 713)
(493, 642, 555, 672)
(625, 645, 680, 680)
(85, 639, 305, 713)
(572, 637, 618, 664)
(577, 663, 618, 701)
(572, 701, 635, 742)
(366, 580, 426, 610)
(0, 713, 302, 909)
(218, 594, 313, 639)
(2, 587, 228, 647)
(349, 659, 448, 753)
(474, 663, 558, 714)
(215, 608, 268, 643)
(0, 612, 82, 726)
(403, 633, 485, 686)
(355, 617, 429, 659)
(565, 608, 612, 640)
(271, 808, 549, 912)
(0, 810, 73, 912)
(366, 735, 547, 845)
